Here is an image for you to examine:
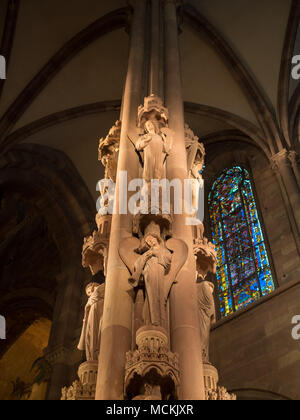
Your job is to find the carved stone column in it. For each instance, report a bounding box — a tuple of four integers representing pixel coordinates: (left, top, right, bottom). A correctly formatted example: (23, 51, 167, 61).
(164, 0, 205, 400)
(96, 0, 147, 400)
(271, 149, 300, 255)
(150, 0, 164, 98)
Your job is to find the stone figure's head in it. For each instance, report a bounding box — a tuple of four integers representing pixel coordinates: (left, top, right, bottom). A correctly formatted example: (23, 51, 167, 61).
(145, 234, 159, 248)
(145, 120, 156, 134)
(144, 221, 162, 245)
(85, 282, 100, 297)
(137, 221, 163, 253)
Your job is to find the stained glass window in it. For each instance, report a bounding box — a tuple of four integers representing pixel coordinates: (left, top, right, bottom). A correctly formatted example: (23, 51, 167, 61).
(208, 166, 275, 318)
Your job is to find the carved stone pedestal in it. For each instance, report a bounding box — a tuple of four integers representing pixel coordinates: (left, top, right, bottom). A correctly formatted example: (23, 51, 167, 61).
(61, 361, 98, 401)
(203, 363, 236, 401)
(78, 361, 98, 386)
(203, 363, 219, 394)
(124, 326, 180, 400)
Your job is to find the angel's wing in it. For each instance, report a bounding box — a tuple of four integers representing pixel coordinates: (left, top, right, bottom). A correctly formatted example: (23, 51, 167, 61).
(119, 236, 141, 275)
(164, 238, 188, 302)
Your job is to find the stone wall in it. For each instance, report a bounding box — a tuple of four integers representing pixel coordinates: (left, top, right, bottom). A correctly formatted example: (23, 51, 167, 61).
(210, 278, 300, 400)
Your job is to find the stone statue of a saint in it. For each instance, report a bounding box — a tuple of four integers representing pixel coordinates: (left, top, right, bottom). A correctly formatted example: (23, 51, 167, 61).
(119, 217, 188, 331)
(129, 222, 172, 329)
(185, 126, 205, 220)
(197, 280, 216, 363)
(78, 282, 105, 362)
(136, 121, 173, 182)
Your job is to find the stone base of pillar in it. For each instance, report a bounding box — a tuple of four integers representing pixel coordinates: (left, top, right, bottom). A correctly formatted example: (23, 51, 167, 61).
(61, 361, 98, 401)
(203, 362, 219, 393)
(203, 362, 236, 400)
(124, 326, 180, 400)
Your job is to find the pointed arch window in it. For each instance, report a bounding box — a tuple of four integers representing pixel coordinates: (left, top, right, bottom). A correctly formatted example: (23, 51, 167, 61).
(208, 166, 275, 318)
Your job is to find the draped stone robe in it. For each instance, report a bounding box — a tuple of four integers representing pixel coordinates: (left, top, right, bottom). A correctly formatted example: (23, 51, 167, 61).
(131, 243, 172, 328)
(136, 132, 171, 182)
(197, 281, 216, 363)
(78, 286, 104, 361)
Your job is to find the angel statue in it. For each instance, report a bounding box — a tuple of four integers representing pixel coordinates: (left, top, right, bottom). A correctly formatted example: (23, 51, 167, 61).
(78, 282, 105, 362)
(119, 220, 188, 331)
(135, 120, 173, 183)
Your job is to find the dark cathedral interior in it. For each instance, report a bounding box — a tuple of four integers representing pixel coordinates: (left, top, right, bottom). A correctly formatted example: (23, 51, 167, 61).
(0, 0, 299, 402)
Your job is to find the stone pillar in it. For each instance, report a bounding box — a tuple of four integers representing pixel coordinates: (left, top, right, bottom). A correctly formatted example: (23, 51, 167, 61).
(96, 0, 147, 400)
(150, 0, 164, 98)
(289, 150, 300, 190)
(164, 0, 205, 400)
(271, 149, 300, 255)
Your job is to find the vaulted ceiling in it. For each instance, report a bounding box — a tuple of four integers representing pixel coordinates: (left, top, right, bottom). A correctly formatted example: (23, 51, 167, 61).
(0, 0, 298, 198)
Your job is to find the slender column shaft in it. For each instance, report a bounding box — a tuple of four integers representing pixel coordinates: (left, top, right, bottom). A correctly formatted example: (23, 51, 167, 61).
(96, 0, 147, 400)
(150, 0, 163, 97)
(271, 149, 300, 256)
(164, 0, 205, 400)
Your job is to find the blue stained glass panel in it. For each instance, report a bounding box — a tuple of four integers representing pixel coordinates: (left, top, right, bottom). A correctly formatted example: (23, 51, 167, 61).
(208, 166, 275, 318)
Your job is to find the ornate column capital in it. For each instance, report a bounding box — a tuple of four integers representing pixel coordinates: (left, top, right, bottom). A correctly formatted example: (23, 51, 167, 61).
(270, 149, 290, 171)
(288, 150, 299, 165)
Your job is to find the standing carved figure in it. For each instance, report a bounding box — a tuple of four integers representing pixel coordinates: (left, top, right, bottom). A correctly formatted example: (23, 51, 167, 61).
(78, 283, 105, 362)
(185, 126, 206, 219)
(136, 121, 172, 183)
(197, 280, 216, 363)
(119, 219, 188, 331)
(129, 223, 172, 328)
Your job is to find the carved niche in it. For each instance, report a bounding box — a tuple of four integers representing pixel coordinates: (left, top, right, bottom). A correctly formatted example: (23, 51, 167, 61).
(124, 326, 180, 401)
